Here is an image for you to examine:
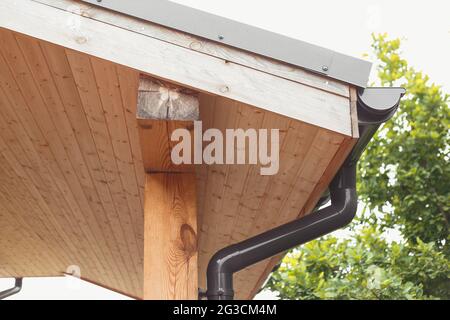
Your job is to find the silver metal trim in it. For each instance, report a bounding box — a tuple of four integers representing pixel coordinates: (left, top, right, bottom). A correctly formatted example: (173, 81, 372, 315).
(81, 0, 372, 87)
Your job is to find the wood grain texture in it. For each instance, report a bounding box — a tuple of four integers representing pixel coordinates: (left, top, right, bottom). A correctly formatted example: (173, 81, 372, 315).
(138, 120, 196, 173)
(0, 29, 143, 295)
(143, 173, 198, 300)
(349, 86, 360, 138)
(34, 0, 350, 98)
(137, 76, 199, 173)
(0, 29, 357, 299)
(137, 76, 199, 121)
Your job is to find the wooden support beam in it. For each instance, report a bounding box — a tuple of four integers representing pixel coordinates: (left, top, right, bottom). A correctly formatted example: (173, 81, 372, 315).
(137, 77, 199, 121)
(138, 76, 199, 299)
(137, 76, 199, 173)
(143, 173, 198, 300)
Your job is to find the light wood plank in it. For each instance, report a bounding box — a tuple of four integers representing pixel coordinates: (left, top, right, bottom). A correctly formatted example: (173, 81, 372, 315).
(143, 173, 198, 300)
(116, 65, 146, 208)
(90, 57, 144, 277)
(40, 40, 143, 289)
(195, 93, 217, 230)
(34, 0, 350, 98)
(0, 0, 353, 135)
(0, 43, 114, 285)
(64, 48, 139, 292)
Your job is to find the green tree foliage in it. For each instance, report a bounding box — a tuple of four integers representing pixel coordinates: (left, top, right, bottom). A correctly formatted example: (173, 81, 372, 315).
(359, 34, 449, 248)
(266, 34, 450, 300)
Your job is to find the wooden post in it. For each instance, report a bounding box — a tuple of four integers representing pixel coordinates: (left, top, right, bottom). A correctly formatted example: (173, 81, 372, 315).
(143, 173, 198, 299)
(137, 75, 199, 300)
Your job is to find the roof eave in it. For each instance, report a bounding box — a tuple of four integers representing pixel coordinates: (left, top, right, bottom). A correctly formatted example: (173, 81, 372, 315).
(81, 0, 372, 87)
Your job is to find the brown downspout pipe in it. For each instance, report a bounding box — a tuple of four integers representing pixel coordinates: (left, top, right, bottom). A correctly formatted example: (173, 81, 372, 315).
(0, 278, 22, 300)
(205, 87, 405, 300)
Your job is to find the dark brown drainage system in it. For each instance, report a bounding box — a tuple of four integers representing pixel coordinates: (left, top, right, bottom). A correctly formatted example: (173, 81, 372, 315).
(205, 87, 405, 300)
(0, 278, 22, 300)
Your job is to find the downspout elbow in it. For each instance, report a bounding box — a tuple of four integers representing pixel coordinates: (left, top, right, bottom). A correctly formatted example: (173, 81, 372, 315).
(0, 278, 22, 300)
(326, 164, 358, 227)
(206, 164, 358, 300)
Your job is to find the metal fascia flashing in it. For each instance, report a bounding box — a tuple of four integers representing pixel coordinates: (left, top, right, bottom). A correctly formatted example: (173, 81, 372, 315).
(81, 0, 372, 87)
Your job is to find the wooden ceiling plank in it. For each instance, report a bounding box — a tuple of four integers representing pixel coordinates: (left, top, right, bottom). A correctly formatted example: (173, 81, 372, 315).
(64, 49, 141, 293)
(0, 129, 81, 276)
(90, 57, 145, 290)
(0, 31, 124, 290)
(274, 130, 346, 227)
(0, 168, 50, 275)
(227, 114, 291, 244)
(0, 107, 107, 282)
(252, 122, 321, 233)
(46, 49, 140, 294)
(228, 115, 292, 299)
(17, 36, 135, 285)
(302, 137, 357, 218)
(116, 65, 146, 211)
(195, 93, 217, 230)
(0, 154, 67, 274)
(15, 34, 120, 273)
(0, 218, 40, 275)
(197, 97, 239, 280)
(12, 34, 130, 288)
(39, 41, 139, 291)
(34, 0, 350, 98)
(15, 33, 99, 217)
(0, 133, 74, 271)
(0, 90, 71, 254)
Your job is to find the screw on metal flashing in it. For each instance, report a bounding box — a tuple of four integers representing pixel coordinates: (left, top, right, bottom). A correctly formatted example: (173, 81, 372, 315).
(322, 65, 329, 72)
(218, 35, 225, 41)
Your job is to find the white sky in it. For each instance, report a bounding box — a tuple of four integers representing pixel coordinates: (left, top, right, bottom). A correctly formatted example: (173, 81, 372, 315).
(1, 0, 449, 300)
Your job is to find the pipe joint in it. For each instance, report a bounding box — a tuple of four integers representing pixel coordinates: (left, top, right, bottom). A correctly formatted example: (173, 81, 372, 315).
(0, 278, 22, 300)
